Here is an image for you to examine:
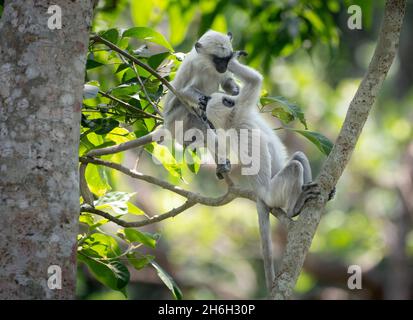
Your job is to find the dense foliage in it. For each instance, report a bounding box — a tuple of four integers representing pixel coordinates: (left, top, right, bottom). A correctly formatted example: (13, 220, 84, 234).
(77, 0, 342, 297)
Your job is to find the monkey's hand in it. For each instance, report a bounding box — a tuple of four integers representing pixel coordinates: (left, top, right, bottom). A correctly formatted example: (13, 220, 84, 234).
(216, 158, 231, 180)
(230, 84, 240, 96)
(232, 50, 248, 59)
(198, 95, 211, 111)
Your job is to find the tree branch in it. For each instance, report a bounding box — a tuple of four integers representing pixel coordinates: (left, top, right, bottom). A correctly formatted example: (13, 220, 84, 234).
(98, 90, 163, 121)
(86, 130, 157, 156)
(80, 201, 196, 228)
(79, 156, 255, 205)
(271, 0, 407, 300)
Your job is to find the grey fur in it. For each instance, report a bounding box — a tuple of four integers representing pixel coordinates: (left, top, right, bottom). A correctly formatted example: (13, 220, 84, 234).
(206, 58, 319, 294)
(163, 30, 239, 172)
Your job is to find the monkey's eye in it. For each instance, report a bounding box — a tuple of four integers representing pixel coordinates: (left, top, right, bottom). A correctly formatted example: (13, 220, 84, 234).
(222, 97, 235, 108)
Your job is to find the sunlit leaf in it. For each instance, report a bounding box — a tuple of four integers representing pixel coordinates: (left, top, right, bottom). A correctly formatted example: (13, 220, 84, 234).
(292, 129, 333, 156)
(94, 191, 134, 215)
(127, 253, 154, 270)
(124, 228, 158, 248)
(81, 233, 121, 258)
(127, 202, 144, 215)
(122, 27, 173, 52)
(146, 142, 182, 178)
(184, 147, 201, 174)
(106, 127, 133, 144)
(151, 261, 183, 300)
(85, 164, 111, 197)
(78, 254, 130, 293)
(79, 213, 95, 226)
(261, 96, 307, 129)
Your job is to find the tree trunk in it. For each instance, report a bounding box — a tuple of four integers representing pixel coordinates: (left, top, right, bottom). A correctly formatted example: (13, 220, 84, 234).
(0, 0, 94, 299)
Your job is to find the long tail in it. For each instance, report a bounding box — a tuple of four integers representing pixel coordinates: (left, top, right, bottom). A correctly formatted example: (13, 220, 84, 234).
(256, 198, 275, 295)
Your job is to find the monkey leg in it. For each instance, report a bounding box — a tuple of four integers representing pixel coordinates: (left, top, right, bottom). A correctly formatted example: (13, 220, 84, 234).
(256, 198, 275, 296)
(203, 118, 231, 179)
(291, 151, 312, 184)
(263, 160, 304, 211)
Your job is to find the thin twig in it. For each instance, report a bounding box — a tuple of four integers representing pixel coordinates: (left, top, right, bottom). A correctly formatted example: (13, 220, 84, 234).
(117, 53, 163, 117)
(91, 35, 188, 108)
(98, 90, 162, 121)
(86, 130, 157, 157)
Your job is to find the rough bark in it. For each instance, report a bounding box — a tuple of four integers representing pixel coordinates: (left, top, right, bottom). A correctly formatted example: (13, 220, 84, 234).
(271, 0, 407, 299)
(0, 1, 94, 299)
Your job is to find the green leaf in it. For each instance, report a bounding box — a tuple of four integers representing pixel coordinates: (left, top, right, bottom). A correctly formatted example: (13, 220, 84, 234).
(292, 129, 333, 156)
(146, 142, 182, 178)
(261, 96, 308, 129)
(124, 228, 158, 248)
(151, 261, 183, 300)
(106, 127, 134, 144)
(122, 27, 173, 52)
(94, 191, 134, 215)
(95, 118, 120, 135)
(99, 28, 119, 45)
(148, 52, 170, 69)
(111, 84, 139, 99)
(86, 59, 104, 70)
(85, 164, 111, 197)
(81, 233, 121, 258)
(184, 148, 201, 174)
(82, 117, 120, 136)
(127, 202, 144, 215)
(78, 254, 130, 292)
(115, 63, 130, 74)
(79, 213, 95, 226)
(127, 253, 154, 270)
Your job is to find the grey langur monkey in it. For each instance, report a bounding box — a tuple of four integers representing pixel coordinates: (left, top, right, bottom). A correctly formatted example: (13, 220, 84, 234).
(205, 58, 321, 293)
(163, 30, 242, 178)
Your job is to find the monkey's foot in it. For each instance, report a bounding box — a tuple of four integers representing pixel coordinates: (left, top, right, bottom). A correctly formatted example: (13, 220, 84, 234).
(216, 159, 231, 180)
(328, 187, 336, 201)
(288, 183, 321, 218)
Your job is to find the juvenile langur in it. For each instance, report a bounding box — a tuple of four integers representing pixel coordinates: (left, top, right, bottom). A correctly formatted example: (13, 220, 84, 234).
(206, 58, 320, 293)
(163, 30, 241, 177)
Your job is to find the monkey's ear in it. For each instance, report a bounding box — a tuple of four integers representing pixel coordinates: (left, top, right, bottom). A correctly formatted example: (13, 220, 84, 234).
(227, 32, 233, 41)
(195, 42, 203, 53)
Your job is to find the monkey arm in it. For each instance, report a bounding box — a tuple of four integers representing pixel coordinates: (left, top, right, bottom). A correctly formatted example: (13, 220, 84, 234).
(221, 77, 240, 96)
(228, 59, 263, 109)
(180, 85, 210, 110)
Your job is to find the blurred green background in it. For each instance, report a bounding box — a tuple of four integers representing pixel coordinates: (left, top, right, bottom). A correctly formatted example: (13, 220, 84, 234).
(77, 0, 413, 299)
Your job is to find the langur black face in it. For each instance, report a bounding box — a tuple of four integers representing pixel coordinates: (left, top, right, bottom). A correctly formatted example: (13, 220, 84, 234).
(212, 54, 233, 73)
